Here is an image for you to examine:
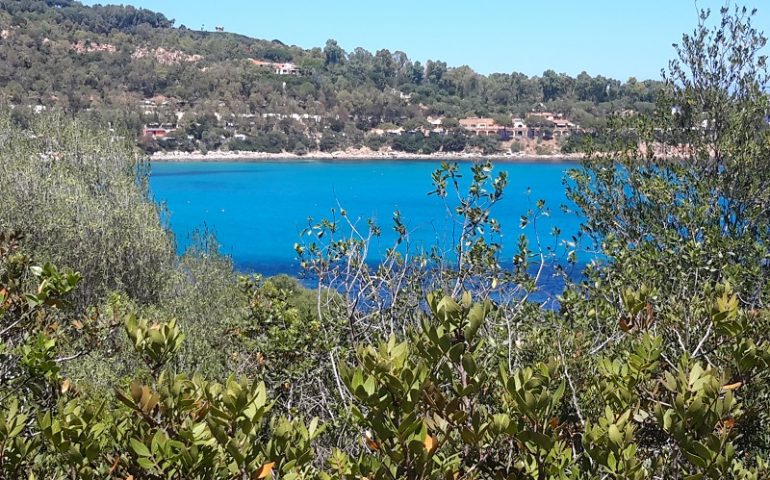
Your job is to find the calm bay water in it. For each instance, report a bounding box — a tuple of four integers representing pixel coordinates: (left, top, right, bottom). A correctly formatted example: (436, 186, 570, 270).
(149, 160, 585, 277)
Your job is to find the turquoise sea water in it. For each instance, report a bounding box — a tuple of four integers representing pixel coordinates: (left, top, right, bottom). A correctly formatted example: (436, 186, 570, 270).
(149, 160, 585, 277)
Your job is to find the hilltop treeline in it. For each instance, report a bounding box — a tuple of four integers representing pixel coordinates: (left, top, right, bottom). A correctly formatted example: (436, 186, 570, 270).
(2, 0, 173, 32)
(1, 0, 662, 154)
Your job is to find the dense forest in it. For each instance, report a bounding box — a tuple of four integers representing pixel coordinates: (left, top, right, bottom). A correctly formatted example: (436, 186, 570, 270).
(2, 2, 770, 479)
(0, 0, 665, 154)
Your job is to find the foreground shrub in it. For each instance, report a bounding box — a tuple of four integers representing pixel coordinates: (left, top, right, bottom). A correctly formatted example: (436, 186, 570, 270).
(5, 234, 770, 478)
(0, 112, 174, 309)
(0, 235, 322, 479)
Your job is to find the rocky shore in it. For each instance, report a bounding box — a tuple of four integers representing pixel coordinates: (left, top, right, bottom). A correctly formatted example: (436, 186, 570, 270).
(150, 147, 583, 163)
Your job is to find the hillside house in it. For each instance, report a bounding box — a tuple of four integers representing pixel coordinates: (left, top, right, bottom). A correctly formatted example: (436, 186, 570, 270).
(250, 59, 300, 75)
(427, 116, 445, 134)
(259, 112, 322, 123)
(290, 113, 322, 122)
(524, 112, 579, 139)
(140, 99, 157, 115)
(551, 118, 578, 138)
(275, 62, 299, 75)
(143, 123, 176, 138)
(139, 95, 177, 115)
(459, 117, 503, 136)
(511, 119, 528, 138)
(529, 111, 562, 122)
(370, 127, 405, 136)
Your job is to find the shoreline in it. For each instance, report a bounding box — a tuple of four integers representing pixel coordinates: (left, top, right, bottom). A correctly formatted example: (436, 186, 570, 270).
(150, 149, 583, 163)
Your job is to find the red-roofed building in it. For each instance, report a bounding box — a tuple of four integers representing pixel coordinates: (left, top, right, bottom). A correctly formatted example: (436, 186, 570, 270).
(142, 123, 176, 138)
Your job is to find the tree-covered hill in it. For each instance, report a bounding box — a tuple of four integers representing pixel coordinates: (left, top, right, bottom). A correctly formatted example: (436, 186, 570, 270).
(0, 0, 664, 154)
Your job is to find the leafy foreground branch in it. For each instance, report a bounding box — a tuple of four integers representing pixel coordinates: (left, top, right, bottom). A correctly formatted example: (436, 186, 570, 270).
(3, 232, 770, 479)
(0, 233, 321, 480)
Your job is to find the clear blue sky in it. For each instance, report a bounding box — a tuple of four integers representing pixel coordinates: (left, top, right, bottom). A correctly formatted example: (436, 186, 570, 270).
(85, 0, 769, 80)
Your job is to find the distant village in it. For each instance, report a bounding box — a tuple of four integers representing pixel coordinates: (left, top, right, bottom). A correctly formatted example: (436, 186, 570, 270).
(139, 73, 583, 155)
(4, 37, 599, 155)
(15, 40, 590, 154)
(142, 111, 580, 142)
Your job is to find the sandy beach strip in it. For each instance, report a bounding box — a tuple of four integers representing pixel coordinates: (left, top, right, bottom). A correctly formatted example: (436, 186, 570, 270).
(150, 149, 583, 163)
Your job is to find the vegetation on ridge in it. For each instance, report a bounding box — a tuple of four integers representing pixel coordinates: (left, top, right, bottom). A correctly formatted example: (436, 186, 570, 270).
(1, 0, 662, 155)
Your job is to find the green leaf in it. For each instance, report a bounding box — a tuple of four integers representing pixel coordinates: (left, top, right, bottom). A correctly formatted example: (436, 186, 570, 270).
(363, 376, 376, 396)
(137, 457, 155, 470)
(517, 430, 554, 452)
(130, 438, 152, 457)
(608, 424, 623, 447)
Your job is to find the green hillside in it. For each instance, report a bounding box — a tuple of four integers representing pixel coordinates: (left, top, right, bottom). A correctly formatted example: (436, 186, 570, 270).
(0, 0, 664, 154)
